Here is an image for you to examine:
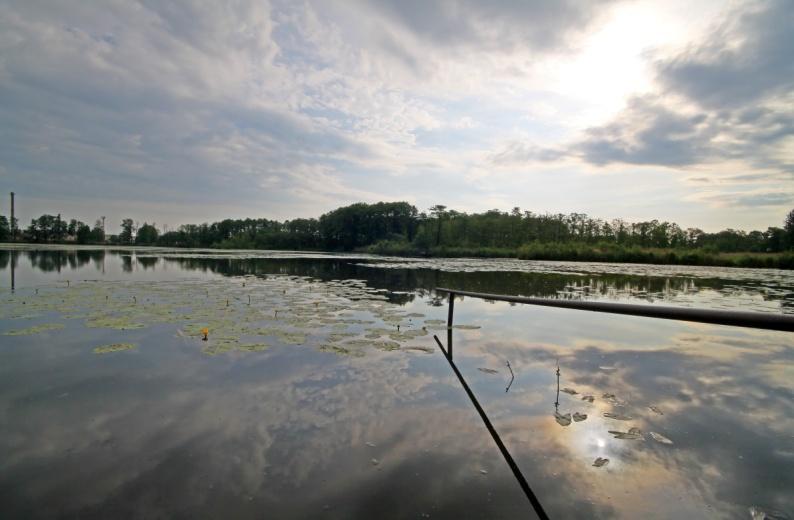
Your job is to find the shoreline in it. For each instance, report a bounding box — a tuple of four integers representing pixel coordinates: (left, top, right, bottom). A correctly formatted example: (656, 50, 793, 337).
(2, 242, 793, 269)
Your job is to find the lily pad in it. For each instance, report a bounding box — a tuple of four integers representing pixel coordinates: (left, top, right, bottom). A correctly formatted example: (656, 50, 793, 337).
(608, 427, 644, 440)
(649, 432, 673, 445)
(555, 412, 572, 426)
(237, 343, 269, 352)
(572, 412, 588, 422)
(478, 368, 499, 374)
(649, 405, 664, 415)
(592, 457, 609, 467)
(85, 317, 146, 330)
(424, 319, 446, 325)
(93, 343, 136, 354)
(561, 388, 578, 395)
(603, 412, 633, 421)
(403, 346, 434, 353)
(3, 323, 65, 335)
(373, 340, 401, 351)
(581, 395, 595, 403)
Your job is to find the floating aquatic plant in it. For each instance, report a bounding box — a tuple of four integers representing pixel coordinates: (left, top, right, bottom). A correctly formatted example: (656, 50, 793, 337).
(608, 427, 644, 440)
(237, 343, 269, 352)
(478, 368, 499, 374)
(572, 412, 588, 422)
(3, 323, 65, 335)
(649, 432, 673, 445)
(93, 343, 135, 354)
(603, 412, 633, 421)
(424, 319, 446, 325)
(403, 346, 434, 353)
(85, 316, 146, 330)
(2, 274, 447, 359)
(561, 387, 578, 395)
(592, 457, 609, 467)
(555, 412, 572, 426)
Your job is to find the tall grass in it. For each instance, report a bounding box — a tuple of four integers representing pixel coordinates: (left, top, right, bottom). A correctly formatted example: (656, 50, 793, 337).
(363, 240, 794, 268)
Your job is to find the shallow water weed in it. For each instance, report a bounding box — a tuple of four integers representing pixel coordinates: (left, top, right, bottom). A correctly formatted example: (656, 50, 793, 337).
(237, 343, 269, 352)
(2, 274, 445, 358)
(3, 323, 65, 335)
(93, 343, 136, 354)
(85, 316, 146, 330)
(649, 432, 673, 445)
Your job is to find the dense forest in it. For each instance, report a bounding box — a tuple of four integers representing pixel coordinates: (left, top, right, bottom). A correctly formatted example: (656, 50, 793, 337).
(2, 203, 794, 267)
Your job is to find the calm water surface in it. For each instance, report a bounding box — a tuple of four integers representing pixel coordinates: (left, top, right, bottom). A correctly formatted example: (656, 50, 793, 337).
(1, 246, 792, 519)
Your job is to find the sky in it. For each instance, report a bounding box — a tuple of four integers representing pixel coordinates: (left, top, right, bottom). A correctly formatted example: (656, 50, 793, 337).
(0, 0, 792, 234)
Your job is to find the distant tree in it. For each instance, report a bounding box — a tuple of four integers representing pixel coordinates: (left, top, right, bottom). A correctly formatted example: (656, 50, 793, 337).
(135, 222, 159, 245)
(75, 223, 92, 244)
(429, 205, 447, 247)
(785, 209, 794, 248)
(119, 219, 135, 244)
(53, 214, 67, 241)
(765, 227, 786, 252)
(90, 220, 105, 243)
(0, 216, 9, 241)
(67, 219, 79, 237)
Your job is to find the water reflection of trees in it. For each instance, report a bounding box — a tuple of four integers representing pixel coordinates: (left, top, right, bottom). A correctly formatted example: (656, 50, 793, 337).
(159, 257, 757, 307)
(137, 256, 159, 269)
(4, 250, 793, 311)
(15, 250, 107, 273)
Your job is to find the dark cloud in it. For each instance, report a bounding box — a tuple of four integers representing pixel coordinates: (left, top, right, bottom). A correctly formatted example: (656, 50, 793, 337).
(573, 0, 794, 172)
(657, 0, 794, 109)
(575, 96, 714, 167)
(493, 0, 794, 180)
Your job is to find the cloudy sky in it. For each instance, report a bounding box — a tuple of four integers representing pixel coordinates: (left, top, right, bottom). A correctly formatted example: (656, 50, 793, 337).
(1, 0, 792, 233)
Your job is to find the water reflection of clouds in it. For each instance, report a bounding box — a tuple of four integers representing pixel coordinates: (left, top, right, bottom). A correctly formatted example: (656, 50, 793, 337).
(2, 330, 547, 517)
(2, 249, 793, 518)
(443, 299, 794, 518)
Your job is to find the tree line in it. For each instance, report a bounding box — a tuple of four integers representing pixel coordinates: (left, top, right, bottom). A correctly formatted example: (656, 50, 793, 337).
(2, 203, 793, 255)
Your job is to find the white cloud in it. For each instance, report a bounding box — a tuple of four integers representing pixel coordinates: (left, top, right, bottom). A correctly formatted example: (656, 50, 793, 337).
(0, 0, 789, 232)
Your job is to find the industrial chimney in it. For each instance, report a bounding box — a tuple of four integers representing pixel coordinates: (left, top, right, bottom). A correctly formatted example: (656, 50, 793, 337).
(9, 192, 15, 241)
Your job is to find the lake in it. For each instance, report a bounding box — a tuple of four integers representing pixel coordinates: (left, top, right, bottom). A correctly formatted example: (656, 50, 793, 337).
(1, 246, 792, 519)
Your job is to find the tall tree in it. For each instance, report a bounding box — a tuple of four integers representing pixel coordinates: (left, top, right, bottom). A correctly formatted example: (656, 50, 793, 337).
(135, 223, 159, 245)
(0, 216, 9, 241)
(785, 208, 794, 248)
(119, 219, 135, 244)
(429, 205, 447, 247)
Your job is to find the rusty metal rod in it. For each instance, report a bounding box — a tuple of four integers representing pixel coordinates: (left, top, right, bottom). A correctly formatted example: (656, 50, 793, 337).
(433, 335, 550, 520)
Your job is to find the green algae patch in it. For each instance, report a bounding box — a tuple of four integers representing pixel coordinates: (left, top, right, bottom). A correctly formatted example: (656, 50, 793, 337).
(1, 273, 437, 359)
(424, 319, 446, 325)
(373, 340, 401, 351)
(85, 316, 146, 330)
(276, 331, 306, 345)
(93, 343, 136, 354)
(237, 342, 270, 352)
(3, 323, 65, 335)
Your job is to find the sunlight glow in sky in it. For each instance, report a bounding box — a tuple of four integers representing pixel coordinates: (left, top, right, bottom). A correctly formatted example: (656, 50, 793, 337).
(0, 0, 792, 232)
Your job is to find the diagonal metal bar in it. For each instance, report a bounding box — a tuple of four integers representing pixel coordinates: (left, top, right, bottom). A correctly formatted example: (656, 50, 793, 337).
(433, 335, 550, 520)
